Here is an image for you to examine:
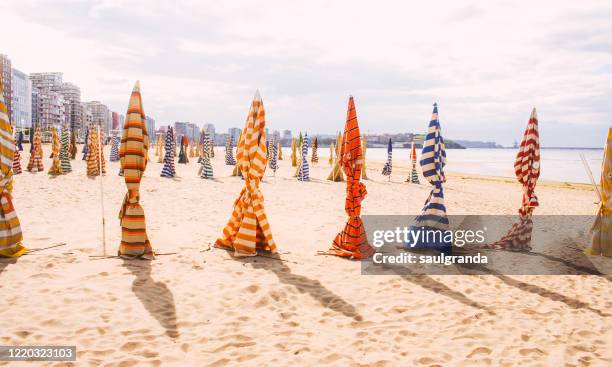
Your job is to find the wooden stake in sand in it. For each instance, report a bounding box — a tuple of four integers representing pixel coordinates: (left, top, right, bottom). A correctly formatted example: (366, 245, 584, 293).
(98, 125, 107, 256)
(580, 153, 601, 202)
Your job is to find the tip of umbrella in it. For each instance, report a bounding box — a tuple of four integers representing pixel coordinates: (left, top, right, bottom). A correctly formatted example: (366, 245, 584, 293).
(608, 127, 612, 140)
(253, 89, 262, 101)
(530, 107, 538, 119)
(133, 80, 140, 91)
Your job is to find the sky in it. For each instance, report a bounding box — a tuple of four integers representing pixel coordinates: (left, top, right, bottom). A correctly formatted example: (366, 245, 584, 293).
(3, 0, 612, 147)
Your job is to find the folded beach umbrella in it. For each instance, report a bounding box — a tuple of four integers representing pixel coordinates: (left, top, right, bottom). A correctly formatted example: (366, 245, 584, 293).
(269, 136, 278, 173)
(12, 144, 22, 175)
(86, 127, 102, 177)
(232, 131, 243, 177)
(118, 81, 154, 259)
(0, 88, 26, 257)
(290, 137, 297, 167)
(69, 130, 77, 159)
(82, 127, 89, 160)
(586, 128, 612, 257)
(407, 103, 450, 252)
(16, 131, 23, 151)
(485, 108, 540, 251)
(277, 141, 283, 160)
(59, 127, 72, 173)
(326, 97, 372, 259)
(381, 138, 392, 179)
(215, 91, 276, 256)
(327, 131, 345, 181)
(161, 127, 176, 178)
(298, 134, 310, 181)
(48, 127, 63, 175)
(328, 141, 334, 166)
(311, 136, 319, 164)
(178, 135, 188, 164)
(199, 135, 214, 179)
(27, 128, 44, 173)
(156, 133, 164, 163)
(99, 129, 107, 174)
(361, 135, 368, 179)
(110, 132, 120, 162)
(406, 141, 420, 184)
(225, 135, 236, 165)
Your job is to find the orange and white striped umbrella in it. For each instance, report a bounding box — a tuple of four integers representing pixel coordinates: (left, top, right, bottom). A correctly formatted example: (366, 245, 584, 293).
(215, 91, 276, 256)
(118, 81, 154, 259)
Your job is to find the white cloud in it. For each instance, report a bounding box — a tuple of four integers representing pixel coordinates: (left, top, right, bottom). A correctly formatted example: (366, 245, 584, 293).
(3, 0, 611, 146)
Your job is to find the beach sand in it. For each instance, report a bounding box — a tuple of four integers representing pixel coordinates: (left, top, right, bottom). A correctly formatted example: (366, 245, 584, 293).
(0, 145, 610, 366)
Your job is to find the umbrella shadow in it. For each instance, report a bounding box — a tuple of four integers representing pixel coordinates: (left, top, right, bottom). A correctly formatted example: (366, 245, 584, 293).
(121, 259, 180, 338)
(236, 256, 364, 321)
(0, 258, 17, 278)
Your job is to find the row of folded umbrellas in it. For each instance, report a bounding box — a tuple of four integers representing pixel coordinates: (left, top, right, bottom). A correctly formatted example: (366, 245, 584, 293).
(0, 82, 609, 259)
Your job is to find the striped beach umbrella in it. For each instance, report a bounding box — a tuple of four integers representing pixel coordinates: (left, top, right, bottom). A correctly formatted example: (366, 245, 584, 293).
(361, 135, 368, 180)
(48, 127, 63, 175)
(59, 127, 72, 173)
(0, 85, 26, 257)
(232, 131, 243, 177)
(118, 81, 154, 260)
(12, 144, 22, 175)
(178, 135, 188, 164)
(156, 133, 164, 163)
(407, 141, 420, 184)
(290, 137, 297, 167)
(110, 132, 120, 161)
(327, 131, 345, 181)
(215, 91, 276, 256)
(487, 108, 540, 251)
(298, 133, 310, 181)
(86, 127, 99, 176)
(586, 128, 612, 257)
(311, 136, 319, 164)
(160, 127, 176, 178)
(69, 130, 77, 159)
(82, 127, 89, 160)
(277, 141, 283, 160)
(411, 103, 449, 248)
(198, 135, 213, 179)
(99, 129, 107, 174)
(326, 96, 372, 259)
(225, 135, 236, 165)
(269, 136, 278, 173)
(27, 128, 44, 173)
(381, 138, 392, 178)
(328, 141, 334, 166)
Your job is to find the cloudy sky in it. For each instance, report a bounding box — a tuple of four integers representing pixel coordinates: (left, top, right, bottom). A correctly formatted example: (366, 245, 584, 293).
(3, 0, 611, 147)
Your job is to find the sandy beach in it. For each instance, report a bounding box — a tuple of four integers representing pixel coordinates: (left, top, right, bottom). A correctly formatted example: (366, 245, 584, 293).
(0, 145, 610, 367)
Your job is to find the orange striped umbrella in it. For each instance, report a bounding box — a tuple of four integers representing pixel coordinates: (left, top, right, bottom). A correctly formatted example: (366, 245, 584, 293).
(327, 96, 373, 259)
(215, 91, 276, 256)
(0, 81, 26, 257)
(118, 81, 154, 259)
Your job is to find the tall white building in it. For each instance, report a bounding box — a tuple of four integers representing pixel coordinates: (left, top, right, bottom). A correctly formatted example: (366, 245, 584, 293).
(11, 68, 31, 128)
(83, 101, 110, 134)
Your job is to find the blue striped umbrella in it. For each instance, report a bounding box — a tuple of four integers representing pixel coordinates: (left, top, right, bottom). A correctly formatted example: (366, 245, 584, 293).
(381, 138, 392, 179)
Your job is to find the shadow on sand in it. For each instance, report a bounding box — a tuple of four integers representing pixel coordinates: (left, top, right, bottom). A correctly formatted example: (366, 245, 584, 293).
(0, 258, 17, 278)
(122, 259, 180, 338)
(236, 255, 364, 321)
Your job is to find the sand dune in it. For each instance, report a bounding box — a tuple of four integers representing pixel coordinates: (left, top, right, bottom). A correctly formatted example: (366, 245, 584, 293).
(0, 145, 609, 366)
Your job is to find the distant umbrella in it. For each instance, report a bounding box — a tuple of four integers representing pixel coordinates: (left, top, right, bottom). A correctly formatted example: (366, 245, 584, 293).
(161, 127, 176, 178)
(381, 138, 392, 179)
(406, 141, 420, 184)
(27, 128, 44, 173)
(48, 127, 63, 175)
(59, 127, 72, 173)
(311, 136, 319, 164)
(297, 134, 310, 181)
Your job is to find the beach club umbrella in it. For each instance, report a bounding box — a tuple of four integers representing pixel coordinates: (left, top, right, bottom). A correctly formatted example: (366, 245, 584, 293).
(161, 127, 176, 178)
(311, 136, 319, 164)
(361, 135, 368, 179)
(277, 141, 283, 160)
(381, 138, 392, 179)
(486, 108, 540, 251)
(156, 133, 164, 163)
(27, 128, 44, 173)
(269, 136, 278, 173)
(327, 131, 345, 181)
(0, 87, 27, 257)
(407, 103, 450, 252)
(99, 129, 107, 174)
(225, 135, 236, 165)
(406, 141, 420, 184)
(328, 141, 334, 166)
(48, 127, 63, 175)
(178, 135, 188, 163)
(298, 133, 310, 181)
(326, 96, 373, 259)
(59, 127, 72, 173)
(199, 135, 214, 179)
(82, 127, 89, 160)
(232, 131, 243, 177)
(290, 137, 297, 167)
(215, 91, 276, 256)
(86, 127, 101, 177)
(118, 81, 154, 259)
(69, 130, 77, 159)
(110, 132, 120, 162)
(293, 132, 303, 176)
(12, 143, 22, 175)
(586, 128, 612, 257)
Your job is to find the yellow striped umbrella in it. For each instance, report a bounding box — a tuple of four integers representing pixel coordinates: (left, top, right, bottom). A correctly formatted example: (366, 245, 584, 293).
(118, 81, 154, 259)
(48, 127, 62, 175)
(0, 81, 26, 257)
(587, 128, 612, 257)
(215, 91, 276, 256)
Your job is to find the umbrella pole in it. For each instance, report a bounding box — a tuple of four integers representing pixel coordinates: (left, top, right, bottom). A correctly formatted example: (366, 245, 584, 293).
(580, 153, 602, 202)
(97, 125, 107, 256)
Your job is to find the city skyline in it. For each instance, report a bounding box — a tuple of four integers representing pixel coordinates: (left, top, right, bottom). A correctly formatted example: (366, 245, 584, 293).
(2, 1, 611, 147)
